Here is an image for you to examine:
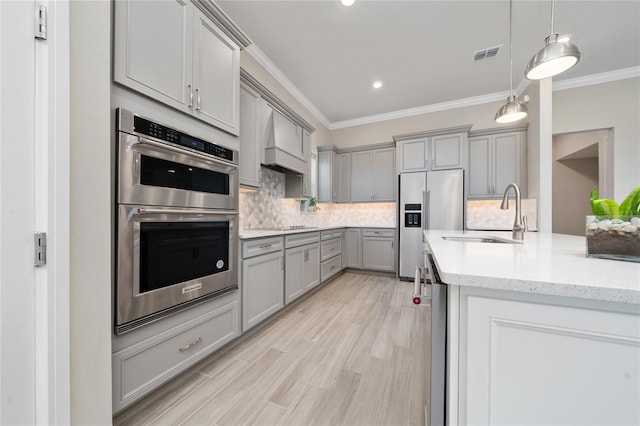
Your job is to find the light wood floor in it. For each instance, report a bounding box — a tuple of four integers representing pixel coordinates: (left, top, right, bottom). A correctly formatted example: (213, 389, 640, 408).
(114, 272, 431, 426)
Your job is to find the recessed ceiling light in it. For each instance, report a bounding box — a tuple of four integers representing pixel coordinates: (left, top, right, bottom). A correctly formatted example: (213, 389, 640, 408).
(372, 81, 383, 89)
(341, 0, 355, 6)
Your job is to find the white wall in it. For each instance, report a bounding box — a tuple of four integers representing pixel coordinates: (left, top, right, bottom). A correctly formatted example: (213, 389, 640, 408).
(330, 100, 509, 148)
(552, 131, 604, 235)
(553, 77, 640, 202)
(69, 1, 112, 424)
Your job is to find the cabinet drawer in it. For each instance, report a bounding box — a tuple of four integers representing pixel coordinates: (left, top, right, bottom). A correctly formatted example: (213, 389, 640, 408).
(285, 231, 320, 249)
(362, 228, 395, 238)
(321, 255, 342, 282)
(321, 229, 343, 240)
(112, 300, 239, 412)
(242, 236, 284, 258)
(321, 238, 342, 261)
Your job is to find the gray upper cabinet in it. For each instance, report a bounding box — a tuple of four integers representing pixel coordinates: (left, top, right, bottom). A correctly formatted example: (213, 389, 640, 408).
(397, 138, 428, 172)
(467, 127, 527, 199)
(336, 153, 351, 202)
(395, 129, 469, 173)
(114, 0, 240, 135)
(284, 130, 313, 198)
(317, 147, 349, 203)
(239, 83, 261, 189)
(191, 7, 240, 134)
(431, 133, 466, 170)
(351, 148, 395, 202)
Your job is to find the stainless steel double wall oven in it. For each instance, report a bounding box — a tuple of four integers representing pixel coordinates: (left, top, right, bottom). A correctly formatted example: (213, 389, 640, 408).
(115, 108, 239, 334)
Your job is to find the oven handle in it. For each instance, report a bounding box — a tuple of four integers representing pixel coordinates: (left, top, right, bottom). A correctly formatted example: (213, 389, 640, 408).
(130, 136, 237, 170)
(133, 207, 239, 216)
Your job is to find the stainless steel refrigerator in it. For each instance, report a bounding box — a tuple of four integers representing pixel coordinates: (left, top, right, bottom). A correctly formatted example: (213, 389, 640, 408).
(398, 169, 464, 280)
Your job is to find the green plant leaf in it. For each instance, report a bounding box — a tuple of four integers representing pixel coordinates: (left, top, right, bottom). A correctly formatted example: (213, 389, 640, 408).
(592, 198, 620, 217)
(619, 185, 640, 216)
(590, 187, 599, 211)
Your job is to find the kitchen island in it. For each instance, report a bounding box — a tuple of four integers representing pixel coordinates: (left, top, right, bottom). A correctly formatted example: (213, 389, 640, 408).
(423, 230, 640, 425)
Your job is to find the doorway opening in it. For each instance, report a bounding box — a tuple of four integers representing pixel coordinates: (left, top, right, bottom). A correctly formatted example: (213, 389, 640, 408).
(552, 128, 612, 236)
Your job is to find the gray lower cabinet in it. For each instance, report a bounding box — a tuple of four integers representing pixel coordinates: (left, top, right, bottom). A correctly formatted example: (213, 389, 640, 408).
(362, 228, 396, 272)
(284, 232, 320, 304)
(320, 229, 343, 282)
(344, 228, 362, 268)
(241, 237, 284, 331)
(112, 297, 239, 413)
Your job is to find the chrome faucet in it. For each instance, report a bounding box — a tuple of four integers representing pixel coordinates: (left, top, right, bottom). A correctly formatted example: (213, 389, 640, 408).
(500, 183, 527, 240)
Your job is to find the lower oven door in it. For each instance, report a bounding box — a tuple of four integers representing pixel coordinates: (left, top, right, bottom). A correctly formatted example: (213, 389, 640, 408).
(116, 205, 238, 334)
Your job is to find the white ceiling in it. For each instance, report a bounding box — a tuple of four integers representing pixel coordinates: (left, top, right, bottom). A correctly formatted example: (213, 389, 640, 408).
(216, 0, 640, 128)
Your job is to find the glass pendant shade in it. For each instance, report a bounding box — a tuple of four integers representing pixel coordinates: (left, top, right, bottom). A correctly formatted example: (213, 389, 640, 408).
(495, 95, 528, 124)
(525, 33, 581, 80)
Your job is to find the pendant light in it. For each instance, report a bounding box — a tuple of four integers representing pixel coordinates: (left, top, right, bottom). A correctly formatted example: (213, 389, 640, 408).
(495, 0, 528, 124)
(525, 0, 580, 80)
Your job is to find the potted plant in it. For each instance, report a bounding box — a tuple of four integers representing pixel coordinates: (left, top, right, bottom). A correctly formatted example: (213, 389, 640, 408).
(300, 197, 320, 213)
(586, 186, 640, 261)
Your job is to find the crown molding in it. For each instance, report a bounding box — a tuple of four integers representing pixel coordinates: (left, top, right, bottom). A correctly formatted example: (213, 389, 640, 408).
(196, 0, 252, 48)
(241, 69, 315, 133)
(245, 45, 332, 129)
(552, 66, 640, 92)
(393, 124, 473, 142)
(244, 39, 639, 131)
(469, 124, 528, 138)
(329, 92, 509, 130)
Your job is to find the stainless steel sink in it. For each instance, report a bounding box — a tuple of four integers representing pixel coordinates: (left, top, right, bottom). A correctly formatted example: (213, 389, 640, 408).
(442, 235, 523, 244)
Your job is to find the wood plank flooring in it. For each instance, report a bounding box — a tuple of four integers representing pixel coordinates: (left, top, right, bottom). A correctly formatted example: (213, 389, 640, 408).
(113, 272, 431, 426)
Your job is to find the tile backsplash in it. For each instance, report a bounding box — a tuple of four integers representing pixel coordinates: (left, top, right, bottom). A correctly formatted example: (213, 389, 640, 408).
(466, 198, 538, 231)
(240, 167, 537, 231)
(239, 167, 396, 229)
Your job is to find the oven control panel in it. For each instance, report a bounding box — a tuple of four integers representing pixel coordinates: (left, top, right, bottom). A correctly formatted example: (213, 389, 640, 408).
(132, 115, 235, 164)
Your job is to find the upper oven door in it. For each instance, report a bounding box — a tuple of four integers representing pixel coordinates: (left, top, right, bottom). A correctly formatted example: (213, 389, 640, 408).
(117, 132, 238, 210)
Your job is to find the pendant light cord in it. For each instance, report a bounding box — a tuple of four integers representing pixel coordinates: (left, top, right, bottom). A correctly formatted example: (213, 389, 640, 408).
(550, 0, 555, 34)
(509, 0, 513, 96)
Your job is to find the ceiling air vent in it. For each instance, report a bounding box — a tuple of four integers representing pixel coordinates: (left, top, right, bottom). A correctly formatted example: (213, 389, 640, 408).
(473, 45, 502, 61)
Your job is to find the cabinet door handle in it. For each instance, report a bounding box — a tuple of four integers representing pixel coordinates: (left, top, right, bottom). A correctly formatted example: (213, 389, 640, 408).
(195, 88, 201, 111)
(179, 337, 202, 352)
(259, 244, 274, 249)
(188, 84, 193, 109)
(304, 249, 309, 261)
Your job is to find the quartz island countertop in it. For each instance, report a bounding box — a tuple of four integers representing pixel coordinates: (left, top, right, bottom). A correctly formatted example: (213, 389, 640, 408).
(424, 230, 640, 304)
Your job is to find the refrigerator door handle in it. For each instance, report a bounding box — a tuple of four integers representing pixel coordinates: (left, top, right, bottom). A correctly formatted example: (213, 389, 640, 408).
(423, 189, 430, 230)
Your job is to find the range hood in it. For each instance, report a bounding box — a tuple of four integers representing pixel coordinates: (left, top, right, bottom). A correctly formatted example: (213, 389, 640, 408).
(263, 108, 307, 175)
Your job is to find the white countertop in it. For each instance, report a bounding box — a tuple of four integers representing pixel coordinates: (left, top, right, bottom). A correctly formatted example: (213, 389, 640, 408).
(239, 225, 394, 239)
(424, 230, 640, 304)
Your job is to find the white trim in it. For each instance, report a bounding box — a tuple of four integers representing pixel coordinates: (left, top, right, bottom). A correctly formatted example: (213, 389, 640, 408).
(330, 92, 510, 130)
(247, 38, 639, 130)
(552, 66, 640, 92)
(37, 1, 71, 424)
(245, 44, 331, 128)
